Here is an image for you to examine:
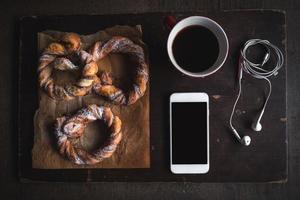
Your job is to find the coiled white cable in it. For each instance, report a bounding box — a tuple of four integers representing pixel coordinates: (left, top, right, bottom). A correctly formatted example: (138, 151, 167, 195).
(229, 39, 284, 142)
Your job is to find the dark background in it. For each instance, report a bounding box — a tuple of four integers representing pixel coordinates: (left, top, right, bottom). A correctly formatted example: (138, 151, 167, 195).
(0, 0, 299, 199)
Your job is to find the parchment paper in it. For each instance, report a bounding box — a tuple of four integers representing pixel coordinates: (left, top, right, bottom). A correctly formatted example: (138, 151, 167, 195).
(32, 26, 150, 169)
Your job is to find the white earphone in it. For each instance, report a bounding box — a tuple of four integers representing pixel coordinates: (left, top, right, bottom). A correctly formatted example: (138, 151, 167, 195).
(251, 111, 264, 132)
(229, 39, 284, 146)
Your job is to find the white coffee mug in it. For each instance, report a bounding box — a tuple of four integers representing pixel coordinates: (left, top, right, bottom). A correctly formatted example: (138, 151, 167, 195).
(167, 16, 229, 77)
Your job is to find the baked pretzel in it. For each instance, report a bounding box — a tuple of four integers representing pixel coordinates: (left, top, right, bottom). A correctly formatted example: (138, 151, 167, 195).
(38, 33, 99, 100)
(90, 36, 149, 105)
(54, 104, 122, 165)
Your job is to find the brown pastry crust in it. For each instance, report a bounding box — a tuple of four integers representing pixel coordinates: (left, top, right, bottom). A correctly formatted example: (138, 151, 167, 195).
(54, 104, 122, 165)
(61, 32, 82, 52)
(38, 33, 98, 100)
(90, 36, 149, 105)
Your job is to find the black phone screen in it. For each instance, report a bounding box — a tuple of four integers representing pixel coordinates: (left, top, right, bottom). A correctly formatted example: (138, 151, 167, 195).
(171, 102, 208, 164)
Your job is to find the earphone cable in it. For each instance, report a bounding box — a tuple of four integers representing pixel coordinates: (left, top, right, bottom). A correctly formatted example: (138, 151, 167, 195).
(229, 39, 284, 132)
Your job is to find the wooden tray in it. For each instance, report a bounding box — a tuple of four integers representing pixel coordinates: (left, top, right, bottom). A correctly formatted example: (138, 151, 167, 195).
(18, 11, 287, 182)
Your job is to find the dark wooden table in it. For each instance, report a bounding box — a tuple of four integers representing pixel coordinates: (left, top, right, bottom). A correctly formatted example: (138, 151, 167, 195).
(1, 0, 300, 199)
(19, 11, 287, 182)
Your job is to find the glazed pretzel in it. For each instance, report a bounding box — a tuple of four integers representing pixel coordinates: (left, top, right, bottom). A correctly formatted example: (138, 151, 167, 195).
(90, 36, 149, 105)
(54, 104, 122, 165)
(38, 33, 98, 100)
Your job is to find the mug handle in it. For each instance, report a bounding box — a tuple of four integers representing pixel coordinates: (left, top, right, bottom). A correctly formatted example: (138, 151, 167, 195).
(164, 15, 177, 31)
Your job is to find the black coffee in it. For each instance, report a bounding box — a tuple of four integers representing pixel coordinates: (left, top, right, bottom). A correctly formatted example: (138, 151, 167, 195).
(172, 25, 219, 73)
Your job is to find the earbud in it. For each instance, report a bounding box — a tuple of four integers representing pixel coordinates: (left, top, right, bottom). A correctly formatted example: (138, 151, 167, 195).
(251, 110, 264, 132)
(232, 128, 251, 146)
(252, 121, 262, 132)
(230, 39, 284, 146)
(241, 135, 251, 146)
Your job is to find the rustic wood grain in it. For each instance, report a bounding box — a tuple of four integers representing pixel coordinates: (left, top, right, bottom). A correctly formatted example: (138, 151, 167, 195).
(18, 11, 287, 183)
(1, 0, 300, 199)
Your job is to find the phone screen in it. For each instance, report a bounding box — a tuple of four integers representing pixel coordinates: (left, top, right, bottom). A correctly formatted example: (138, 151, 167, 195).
(171, 102, 208, 164)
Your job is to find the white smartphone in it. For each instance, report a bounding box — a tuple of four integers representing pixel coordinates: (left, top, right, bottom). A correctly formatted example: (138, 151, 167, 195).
(170, 92, 209, 174)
